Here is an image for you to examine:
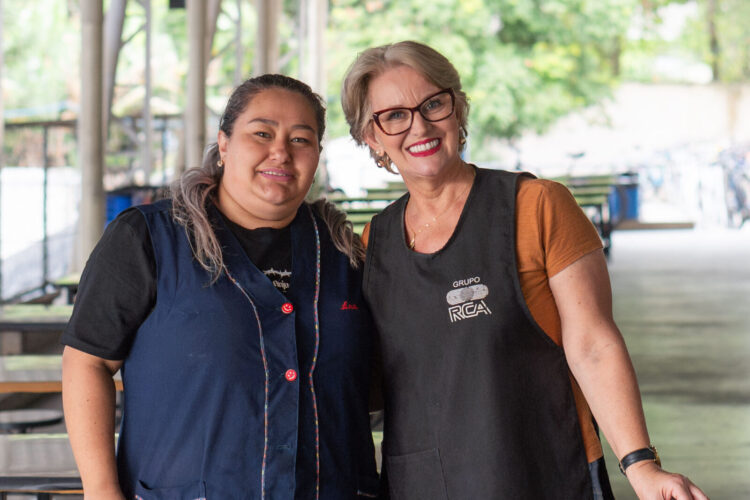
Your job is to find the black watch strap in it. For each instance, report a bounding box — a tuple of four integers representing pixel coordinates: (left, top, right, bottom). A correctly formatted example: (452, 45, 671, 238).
(618, 445, 661, 475)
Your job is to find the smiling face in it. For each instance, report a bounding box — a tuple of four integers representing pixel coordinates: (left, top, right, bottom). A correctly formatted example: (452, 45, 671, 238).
(364, 65, 462, 180)
(217, 88, 320, 229)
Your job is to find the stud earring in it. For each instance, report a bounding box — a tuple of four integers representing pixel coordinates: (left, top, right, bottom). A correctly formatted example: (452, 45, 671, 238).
(217, 159, 224, 167)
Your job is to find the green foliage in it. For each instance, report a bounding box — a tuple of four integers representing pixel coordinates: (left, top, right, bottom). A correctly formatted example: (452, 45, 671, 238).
(327, 0, 637, 160)
(697, 0, 750, 81)
(620, 0, 750, 83)
(3, 1, 80, 119)
(3, 0, 749, 164)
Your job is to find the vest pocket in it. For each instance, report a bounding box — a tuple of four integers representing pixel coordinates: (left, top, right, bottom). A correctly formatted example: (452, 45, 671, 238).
(134, 479, 207, 500)
(385, 448, 448, 500)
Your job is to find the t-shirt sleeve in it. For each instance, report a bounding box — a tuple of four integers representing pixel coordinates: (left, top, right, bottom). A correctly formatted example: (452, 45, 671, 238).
(536, 179, 604, 277)
(60, 208, 157, 360)
(361, 222, 371, 248)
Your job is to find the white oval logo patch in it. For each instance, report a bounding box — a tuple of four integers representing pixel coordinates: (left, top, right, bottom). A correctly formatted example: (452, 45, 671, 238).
(446, 284, 489, 305)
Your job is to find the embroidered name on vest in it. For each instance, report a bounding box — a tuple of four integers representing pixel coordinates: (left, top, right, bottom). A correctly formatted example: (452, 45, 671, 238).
(340, 300, 359, 310)
(446, 277, 492, 323)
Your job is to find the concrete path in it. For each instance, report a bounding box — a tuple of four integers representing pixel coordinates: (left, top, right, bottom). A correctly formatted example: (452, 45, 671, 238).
(604, 227, 750, 499)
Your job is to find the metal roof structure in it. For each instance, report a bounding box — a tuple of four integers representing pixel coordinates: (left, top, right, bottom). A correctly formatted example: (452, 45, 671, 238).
(0, 0, 327, 272)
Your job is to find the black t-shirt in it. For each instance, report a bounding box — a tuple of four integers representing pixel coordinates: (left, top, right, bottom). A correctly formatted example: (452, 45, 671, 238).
(61, 207, 292, 360)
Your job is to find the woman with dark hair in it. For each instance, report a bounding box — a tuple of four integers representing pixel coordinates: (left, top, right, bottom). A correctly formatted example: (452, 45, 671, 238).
(341, 41, 707, 500)
(62, 74, 379, 499)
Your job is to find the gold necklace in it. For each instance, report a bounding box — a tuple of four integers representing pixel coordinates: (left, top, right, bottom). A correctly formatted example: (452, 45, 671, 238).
(406, 169, 475, 250)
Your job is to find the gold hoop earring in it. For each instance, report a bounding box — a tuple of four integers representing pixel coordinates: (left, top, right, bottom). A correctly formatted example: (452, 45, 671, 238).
(375, 151, 390, 169)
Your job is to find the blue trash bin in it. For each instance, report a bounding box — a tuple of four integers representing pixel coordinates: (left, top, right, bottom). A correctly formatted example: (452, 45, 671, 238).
(106, 193, 133, 225)
(608, 172, 639, 223)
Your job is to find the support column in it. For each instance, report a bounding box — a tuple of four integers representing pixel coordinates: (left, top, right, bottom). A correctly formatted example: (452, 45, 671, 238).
(78, 0, 105, 270)
(186, 0, 207, 171)
(302, 0, 326, 95)
(206, 0, 222, 67)
(254, 0, 279, 75)
(0, 0, 5, 297)
(142, 0, 153, 182)
(103, 0, 127, 136)
(301, 0, 328, 192)
(235, 0, 243, 84)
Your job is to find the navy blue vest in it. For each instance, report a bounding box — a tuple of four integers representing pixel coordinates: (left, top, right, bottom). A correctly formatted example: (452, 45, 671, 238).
(117, 200, 379, 499)
(364, 169, 592, 499)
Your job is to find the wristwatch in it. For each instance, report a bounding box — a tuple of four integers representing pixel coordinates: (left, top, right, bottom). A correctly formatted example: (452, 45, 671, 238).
(618, 445, 661, 475)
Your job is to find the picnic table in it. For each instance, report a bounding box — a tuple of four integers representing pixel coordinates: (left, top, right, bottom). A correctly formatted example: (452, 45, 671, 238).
(0, 433, 83, 498)
(329, 173, 621, 251)
(51, 273, 81, 305)
(0, 355, 122, 393)
(0, 305, 73, 355)
(551, 174, 617, 255)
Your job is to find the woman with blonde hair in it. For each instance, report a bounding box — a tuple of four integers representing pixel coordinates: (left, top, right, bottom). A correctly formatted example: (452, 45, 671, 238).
(342, 40, 707, 500)
(62, 74, 379, 499)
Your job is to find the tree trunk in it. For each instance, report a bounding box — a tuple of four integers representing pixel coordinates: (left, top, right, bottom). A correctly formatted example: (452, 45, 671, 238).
(611, 35, 622, 77)
(707, 0, 720, 82)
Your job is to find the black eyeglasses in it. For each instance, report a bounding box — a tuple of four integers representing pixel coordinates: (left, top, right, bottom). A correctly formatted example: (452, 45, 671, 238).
(372, 88, 455, 136)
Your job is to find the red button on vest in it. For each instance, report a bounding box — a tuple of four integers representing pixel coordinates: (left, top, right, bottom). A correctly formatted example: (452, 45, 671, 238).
(285, 369, 297, 382)
(281, 302, 294, 314)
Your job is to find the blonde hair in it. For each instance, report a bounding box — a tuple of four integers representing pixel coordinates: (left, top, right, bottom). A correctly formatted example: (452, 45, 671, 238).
(341, 40, 469, 172)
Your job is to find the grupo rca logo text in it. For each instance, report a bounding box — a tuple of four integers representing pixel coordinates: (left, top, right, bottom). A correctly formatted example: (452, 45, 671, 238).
(446, 277, 492, 323)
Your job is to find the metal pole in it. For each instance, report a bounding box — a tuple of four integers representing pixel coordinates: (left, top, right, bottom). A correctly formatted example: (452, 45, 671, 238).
(78, 0, 105, 270)
(186, 0, 207, 171)
(298, 0, 306, 81)
(308, 0, 328, 190)
(313, 0, 327, 96)
(254, 0, 279, 74)
(206, 0, 222, 69)
(161, 118, 168, 186)
(103, 0, 127, 137)
(143, 0, 153, 183)
(235, 0, 242, 84)
(0, 0, 4, 299)
(42, 126, 49, 287)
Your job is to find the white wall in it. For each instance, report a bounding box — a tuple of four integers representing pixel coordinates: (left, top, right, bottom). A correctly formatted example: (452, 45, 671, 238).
(505, 83, 750, 175)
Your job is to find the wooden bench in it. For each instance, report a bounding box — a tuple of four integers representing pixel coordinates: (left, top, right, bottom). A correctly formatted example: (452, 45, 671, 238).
(551, 174, 617, 256)
(0, 410, 64, 434)
(0, 354, 123, 394)
(327, 185, 407, 235)
(50, 273, 81, 305)
(0, 305, 73, 355)
(330, 173, 620, 255)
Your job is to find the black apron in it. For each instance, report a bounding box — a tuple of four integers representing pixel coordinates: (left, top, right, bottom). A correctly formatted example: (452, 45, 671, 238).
(364, 168, 592, 500)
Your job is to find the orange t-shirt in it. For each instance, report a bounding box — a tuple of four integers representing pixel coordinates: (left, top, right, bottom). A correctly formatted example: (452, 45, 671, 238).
(362, 175, 605, 462)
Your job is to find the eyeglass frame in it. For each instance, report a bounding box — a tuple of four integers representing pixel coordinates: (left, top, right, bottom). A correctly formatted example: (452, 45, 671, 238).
(371, 88, 456, 136)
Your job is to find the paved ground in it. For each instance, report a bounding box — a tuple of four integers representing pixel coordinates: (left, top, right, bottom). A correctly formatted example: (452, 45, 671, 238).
(603, 227, 750, 499)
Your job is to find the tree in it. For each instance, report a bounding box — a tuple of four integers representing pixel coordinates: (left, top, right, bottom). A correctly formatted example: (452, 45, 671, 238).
(3, 0, 80, 118)
(622, 0, 750, 83)
(326, 0, 638, 161)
